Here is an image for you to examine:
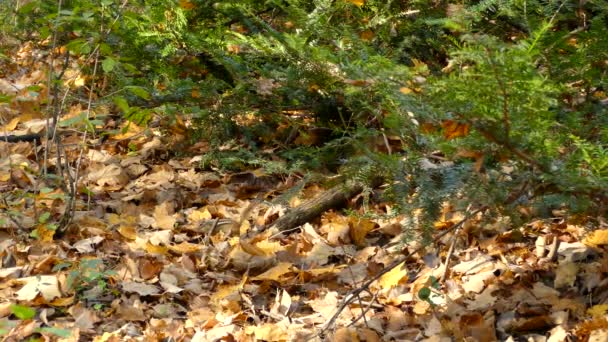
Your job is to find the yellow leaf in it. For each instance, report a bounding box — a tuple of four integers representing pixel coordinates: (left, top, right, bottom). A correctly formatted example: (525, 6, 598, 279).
(2, 117, 20, 131)
(0, 171, 10, 182)
(188, 208, 213, 222)
(118, 225, 138, 240)
(584, 229, 608, 247)
(254, 240, 284, 256)
(35, 224, 56, 242)
(345, 0, 365, 7)
(240, 239, 267, 256)
(168, 242, 202, 254)
(399, 87, 413, 94)
(73, 74, 86, 87)
(588, 304, 608, 318)
(252, 262, 294, 281)
(252, 323, 288, 341)
(144, 242, 168, 255)
(378, 262, 408, 289)
(211, 284, 241, 309)
(305, 265, 343, 277)
(349, 218, 376, 246)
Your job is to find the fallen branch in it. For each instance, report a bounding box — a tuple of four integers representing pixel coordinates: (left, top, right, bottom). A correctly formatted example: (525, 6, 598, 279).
(319, 206, 487, 336)
(270, 179, 380, 232)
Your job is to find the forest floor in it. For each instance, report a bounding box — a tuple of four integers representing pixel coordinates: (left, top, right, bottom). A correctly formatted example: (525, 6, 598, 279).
(2, 42, 608, 342)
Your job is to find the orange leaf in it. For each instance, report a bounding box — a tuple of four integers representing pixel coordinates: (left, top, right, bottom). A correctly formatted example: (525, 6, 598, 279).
(434, 221, 454, 230)
(179, 0, 196, 10)
(441, 120, 470, 140)
(420, 122, 438, 134)
(345, 0, 365, 7)
(359, 29, 374, 41)
(191, 87, 201, 98)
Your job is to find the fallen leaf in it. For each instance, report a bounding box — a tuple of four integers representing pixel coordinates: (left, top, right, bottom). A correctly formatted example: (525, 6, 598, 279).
(72, 236, 104, 253)
(16, 275, 62, 301)
(252, 323, 288, 341)
(349, 218, 376, 247)
(377, 262, 408, 289)
(584, 229, 608, 247)
(252, 262, 294, 281)
(554, 261, 578, 288)
(121, 281, 160, 296)
(168, 242, 202, 254)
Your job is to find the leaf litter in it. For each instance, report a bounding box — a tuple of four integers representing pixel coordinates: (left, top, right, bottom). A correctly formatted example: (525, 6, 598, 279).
(1, 41, 608, 342)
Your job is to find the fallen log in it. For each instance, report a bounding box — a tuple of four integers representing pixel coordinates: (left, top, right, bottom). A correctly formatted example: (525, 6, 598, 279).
(270, 178, 381, 232)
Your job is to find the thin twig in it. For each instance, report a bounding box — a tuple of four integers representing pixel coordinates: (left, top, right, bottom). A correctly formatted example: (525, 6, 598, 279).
(441, 204, 472, 282)
(440, 232, 458, 283)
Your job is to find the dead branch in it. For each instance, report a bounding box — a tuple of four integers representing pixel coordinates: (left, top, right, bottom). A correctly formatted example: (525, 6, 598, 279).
(269, 178, 381, 232)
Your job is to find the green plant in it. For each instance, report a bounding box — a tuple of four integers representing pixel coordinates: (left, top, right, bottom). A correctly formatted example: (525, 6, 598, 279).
(54, 258, 116, 299)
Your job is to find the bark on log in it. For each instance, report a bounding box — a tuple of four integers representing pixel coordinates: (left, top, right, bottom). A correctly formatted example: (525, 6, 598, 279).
(270, 179, 378, 232)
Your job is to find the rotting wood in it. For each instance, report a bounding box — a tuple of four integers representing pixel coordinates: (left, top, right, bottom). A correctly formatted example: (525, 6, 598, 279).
(269, 178, 382, 232)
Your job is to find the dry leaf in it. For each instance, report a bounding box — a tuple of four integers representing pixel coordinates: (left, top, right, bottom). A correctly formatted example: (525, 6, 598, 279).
(442, 120, 470, 140)
(252, 262, 294, 281)
(377, 262, 408, 289)
(121, 281, 160, 296)
(16, 275, 62, 301)
(554, 261, 578, 288)
(588, 304, 608, 318)
(584, 229, 608, 247)
(118, 225, 138, 240)
(252, 323, 288, 341)
(168, 242, 202, 254)
(349, 218, 376, 246)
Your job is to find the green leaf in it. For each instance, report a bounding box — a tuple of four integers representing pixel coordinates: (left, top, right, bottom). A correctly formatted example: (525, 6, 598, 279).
(102, 57, 117, 73)
(113, 96, 130, 113)
(10, 304, 36, 320)
(58, 113, 85, 127)
(39, 187, 54, 194)
(429, 275, 440, 289)
(38, 212, 51, 224)
(418, 287, 431, 301)
(126, 86, 151, 100)
(65, 38, 90, 54)
(0, 94, 12, 103)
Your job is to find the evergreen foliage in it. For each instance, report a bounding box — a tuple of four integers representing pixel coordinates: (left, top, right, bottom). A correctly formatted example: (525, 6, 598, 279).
(1, 0, 606, 235)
